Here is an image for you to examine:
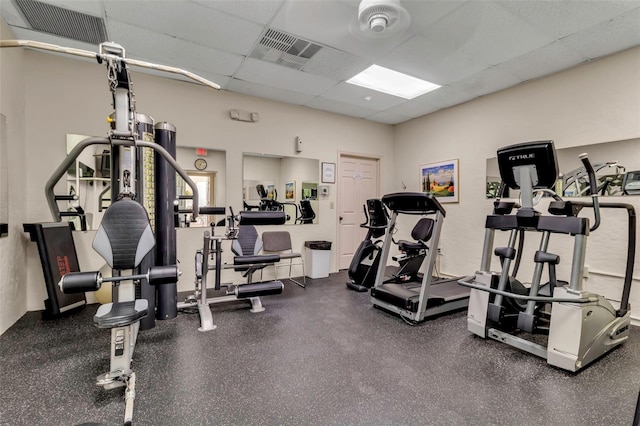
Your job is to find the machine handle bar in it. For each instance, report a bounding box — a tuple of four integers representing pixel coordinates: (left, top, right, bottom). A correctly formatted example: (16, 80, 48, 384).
(457, 275, 598, 304)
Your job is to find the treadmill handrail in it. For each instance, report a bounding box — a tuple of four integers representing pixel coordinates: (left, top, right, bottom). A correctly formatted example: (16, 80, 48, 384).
(381, 192, 446, 216)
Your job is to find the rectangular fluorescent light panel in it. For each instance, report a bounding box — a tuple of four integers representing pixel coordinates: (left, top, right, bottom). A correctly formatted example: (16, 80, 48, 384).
(346, 65, 440, 99)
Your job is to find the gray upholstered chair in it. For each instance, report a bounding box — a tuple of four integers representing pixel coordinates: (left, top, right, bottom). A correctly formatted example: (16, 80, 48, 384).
(262, 231, 306, 288)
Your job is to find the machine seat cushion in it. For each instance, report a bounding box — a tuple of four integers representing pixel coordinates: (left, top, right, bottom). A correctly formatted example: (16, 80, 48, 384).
(92, 199, 155, 270)
(93, 300, 148, 329)
(234, 254, 281, 265)
(411, 218, 434, 242)
(398, 240, 427, 251)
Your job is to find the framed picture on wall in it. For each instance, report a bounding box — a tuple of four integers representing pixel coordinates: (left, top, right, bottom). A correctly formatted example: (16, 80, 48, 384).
(419, 159, 459, 203)
(322, 162, 336, 184)
(285, 181, 295, 200)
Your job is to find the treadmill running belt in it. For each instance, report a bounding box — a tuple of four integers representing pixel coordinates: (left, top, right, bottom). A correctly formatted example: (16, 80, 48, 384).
(371, 278, 469, 313)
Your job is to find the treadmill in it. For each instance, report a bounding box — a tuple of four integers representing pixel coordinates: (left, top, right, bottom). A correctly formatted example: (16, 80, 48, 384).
(370, 192, 470, 322)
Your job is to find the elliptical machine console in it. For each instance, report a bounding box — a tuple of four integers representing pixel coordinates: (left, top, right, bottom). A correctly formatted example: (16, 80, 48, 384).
(459, 140, 636, 372)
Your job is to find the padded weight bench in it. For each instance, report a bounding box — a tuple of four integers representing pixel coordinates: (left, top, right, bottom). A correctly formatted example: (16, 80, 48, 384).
(178, 210, 286, 332)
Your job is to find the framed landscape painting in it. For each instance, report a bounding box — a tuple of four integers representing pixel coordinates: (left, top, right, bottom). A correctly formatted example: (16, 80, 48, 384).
(420, 159, 459, 203)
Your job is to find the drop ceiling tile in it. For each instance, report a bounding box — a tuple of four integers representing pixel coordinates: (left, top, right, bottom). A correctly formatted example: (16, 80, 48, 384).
(449, 66, 521, 98)
(225, 78, 317, 105)
(8, 26, 100, 51)
(104, 1, 262, 55)
(191, 0, 285, 25)
(36, 0, 104, 16)
(131, 67, 231, 90)
(1, 1, 30, 27)
(365, 111, 414, 125)
(497, 1, 640, 39)
(495, 41, 588, 82)
(234, 57, 338, 96)
(421, 1, 556, 66)
(106, 20, 244, 77)
(376, 35, 491, 85)
(304, 96, 378, 119)
(320, 82, 406, 111)
(383, 85, 474, 118)
(302, 48, 371, 81)
(269, 0, 412, 60)
(559, 7, 640, 60)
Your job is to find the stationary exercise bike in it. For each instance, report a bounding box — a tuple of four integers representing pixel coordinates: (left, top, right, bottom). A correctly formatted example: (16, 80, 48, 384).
(346, 199, 388, 292)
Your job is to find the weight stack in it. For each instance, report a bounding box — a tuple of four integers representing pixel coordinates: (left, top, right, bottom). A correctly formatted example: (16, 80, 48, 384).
(154, 122, 178, 320)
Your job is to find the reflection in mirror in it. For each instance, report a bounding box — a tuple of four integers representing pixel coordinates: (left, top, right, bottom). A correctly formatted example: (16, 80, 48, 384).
(65, 134, 111, 230)
(243, 153, 319, 224)
(0, 114, 8, 237)
(63, 135, 226, 230)
(486, 138, 640, 199)
(175, 147, 226, 228)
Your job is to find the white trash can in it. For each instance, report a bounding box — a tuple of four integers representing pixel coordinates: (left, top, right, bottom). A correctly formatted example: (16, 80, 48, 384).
(304, 241, 332, 279)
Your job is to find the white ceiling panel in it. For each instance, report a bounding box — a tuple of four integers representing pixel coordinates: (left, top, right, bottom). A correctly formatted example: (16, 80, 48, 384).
(495, 41, 587, 82)
(420, 86, 476, 110)
(365, 110, 414, 125)
(449, 66, 521, 98)
(191, 0, 285, 25)
(376, 35, 490, 85)
(558, 7, 640, 60)
(384, 85, 474, 118)
(225, 78, 317, 105)
(304, 96, 378, 119)
(302, 47, 371, 81)
(9, 26, 101, 52)
(497, 1, 640, 39)
(319, 82, 406, 111)
(4, 0, 639, 124)
(234, 57, 338, 96)
(269, 0, 412, 59)
(106, 20, 244, 77)
(421, 1, 556, 66)
(104, 0, 263, 55)
(0, 0, 30, 27)
(36, 0, 104, 16)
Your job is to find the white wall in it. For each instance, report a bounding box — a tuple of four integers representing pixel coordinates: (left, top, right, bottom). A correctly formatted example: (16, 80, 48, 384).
(17, 49, 394, 312)
(0, 20, 28, 334)
(394, 47, 640, 318)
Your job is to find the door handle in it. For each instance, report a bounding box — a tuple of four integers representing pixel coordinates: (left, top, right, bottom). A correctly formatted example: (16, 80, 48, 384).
(339, 216, 343, 222)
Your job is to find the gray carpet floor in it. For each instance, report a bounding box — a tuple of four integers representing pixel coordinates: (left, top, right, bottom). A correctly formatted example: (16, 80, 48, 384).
(1, 271, 639, 425)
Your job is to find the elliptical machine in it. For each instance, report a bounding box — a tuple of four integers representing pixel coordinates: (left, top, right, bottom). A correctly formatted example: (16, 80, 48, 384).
(346, 199, 388, 292)
(459, 140, 636, 372)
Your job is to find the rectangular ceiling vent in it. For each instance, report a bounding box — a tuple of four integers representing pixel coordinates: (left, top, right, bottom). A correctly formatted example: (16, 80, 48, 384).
(250, 28, 322, 71)
(15, 0, 108, 45)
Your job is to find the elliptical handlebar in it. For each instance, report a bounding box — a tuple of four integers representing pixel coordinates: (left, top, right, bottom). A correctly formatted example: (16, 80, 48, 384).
(579, 153, 601, 231)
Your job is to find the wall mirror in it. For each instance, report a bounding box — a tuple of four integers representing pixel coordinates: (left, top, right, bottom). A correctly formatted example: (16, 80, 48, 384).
(486, 138, 640, 198)
(175, 147, 226, 228)
(64, 134, 226, 230)
(243, 153, 319, 225)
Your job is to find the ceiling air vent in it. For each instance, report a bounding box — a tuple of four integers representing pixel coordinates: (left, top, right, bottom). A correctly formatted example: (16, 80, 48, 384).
(250, 28, 322, 71)
(15, 0, 108, 45)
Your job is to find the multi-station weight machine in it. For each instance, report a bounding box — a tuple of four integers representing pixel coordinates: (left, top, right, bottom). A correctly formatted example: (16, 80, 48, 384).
(2, 39, 219, 425)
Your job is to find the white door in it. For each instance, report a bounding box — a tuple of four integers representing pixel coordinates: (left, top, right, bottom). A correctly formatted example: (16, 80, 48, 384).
(337, 155, 379, 270)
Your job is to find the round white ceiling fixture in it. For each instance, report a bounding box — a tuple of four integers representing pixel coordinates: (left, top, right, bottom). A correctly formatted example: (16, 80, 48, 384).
(357, 0, 410, 37)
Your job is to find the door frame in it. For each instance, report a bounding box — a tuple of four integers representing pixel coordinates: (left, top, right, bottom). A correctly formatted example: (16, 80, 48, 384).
(336, 151, 381, 270)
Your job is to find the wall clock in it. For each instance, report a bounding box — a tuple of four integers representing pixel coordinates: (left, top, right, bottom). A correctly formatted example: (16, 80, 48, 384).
(194, 158, 207, 171)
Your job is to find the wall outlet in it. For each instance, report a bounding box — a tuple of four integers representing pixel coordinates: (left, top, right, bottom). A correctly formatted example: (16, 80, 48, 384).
(583, 265, 589, 278)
